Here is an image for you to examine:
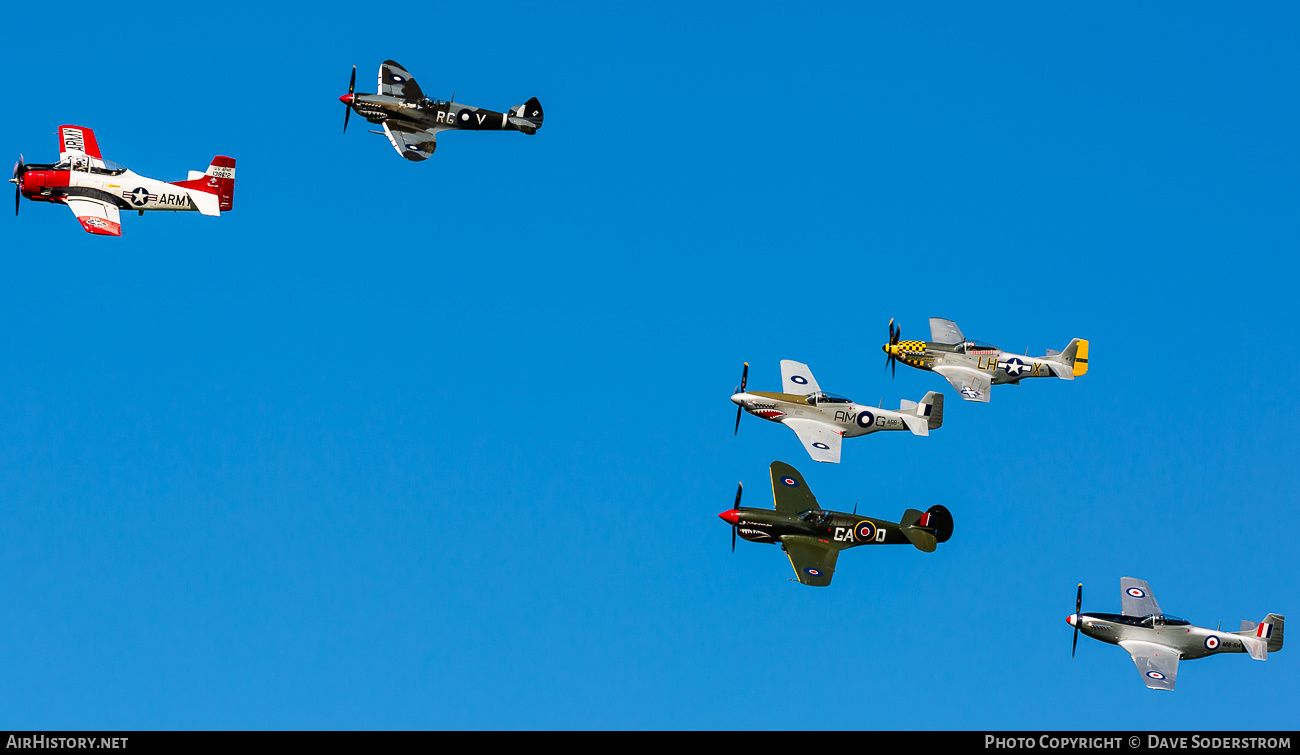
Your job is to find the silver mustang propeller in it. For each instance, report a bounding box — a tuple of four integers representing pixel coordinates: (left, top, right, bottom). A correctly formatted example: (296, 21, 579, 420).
(1072, 582, 1083, 658)
(733, 362, 748, 435)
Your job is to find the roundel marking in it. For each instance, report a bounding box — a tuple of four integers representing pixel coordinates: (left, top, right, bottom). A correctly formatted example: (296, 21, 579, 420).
(457, 109, 473, 123)
(856, 410, 876, 429)
(855, 521, 875, 543)
(805, 568, 821, 576)
(790, 375, 808, 385)
(129, 187, 150, 206)
(781, 477, 799, 488)
(811, 442, 829, 450)
(1127, 587, 1146, 598)
(405, 144, 419, 151)
(1204, 635, 1220, 650)
(1146, 671, 1166, 680)
(390, 74, 405, 82)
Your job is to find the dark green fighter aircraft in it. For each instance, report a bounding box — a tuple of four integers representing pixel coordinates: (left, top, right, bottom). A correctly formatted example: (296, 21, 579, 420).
(719, 461, 954, 586)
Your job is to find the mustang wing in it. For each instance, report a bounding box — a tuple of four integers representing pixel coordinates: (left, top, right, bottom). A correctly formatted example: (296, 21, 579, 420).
(929, 317, 965, 345)
(780, 359, 821, 395)
(1118, 640, 1180, 690)
(66, 198, 121, 236)
(934, 365, 991, 403)
(781, 418, 842, 464)
(1120, 577, 1163, 617)
(382, 122, 439, 162)
(768, 461, 820, 513)
(781, 536, 839, 587)
(378, 60, 425, 102)
(58, 125, 103, 160)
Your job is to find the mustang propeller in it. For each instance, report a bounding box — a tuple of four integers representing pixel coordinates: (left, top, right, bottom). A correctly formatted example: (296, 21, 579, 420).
(1071, 583, 1083, 658)
(732, 362, 749, 435)
(11, 154, 25, 216)
(341, 65, 356, 134)
(883, 318, 901, 378)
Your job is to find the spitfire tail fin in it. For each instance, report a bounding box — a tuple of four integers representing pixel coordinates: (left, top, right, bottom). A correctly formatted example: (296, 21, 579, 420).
(175, 156, 236, 212)
(509, 97, 544, 135)
(1235, 614, 1284, 654)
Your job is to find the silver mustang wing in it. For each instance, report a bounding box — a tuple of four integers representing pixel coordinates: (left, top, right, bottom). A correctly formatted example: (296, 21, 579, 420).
(378, 60, 425, 102)
(781, 418, 842, 464)
(1120, 577, 1163, 617)
(1118, 640, 1180, 690)
(934, 365, 991, 403)
(381, 122, 439, 162)
(929, 317, 965, 345)
(780, 360, 822, 395)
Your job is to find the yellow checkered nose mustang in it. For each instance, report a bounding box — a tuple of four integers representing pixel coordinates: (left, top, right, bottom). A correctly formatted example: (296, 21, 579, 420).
(882, 317, 1088, 403)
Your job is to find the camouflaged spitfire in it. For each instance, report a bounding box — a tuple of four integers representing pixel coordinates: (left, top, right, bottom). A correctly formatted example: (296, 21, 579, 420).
(1069, 578, 1284, 690)
(731, 360, 942, 463)
(719, 461, 953, 587)
(339, 61, 543, 161)
(882, 317, 1088, 403)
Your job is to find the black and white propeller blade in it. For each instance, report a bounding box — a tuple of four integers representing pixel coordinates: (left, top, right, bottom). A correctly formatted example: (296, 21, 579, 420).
(343, 65, 356, 134)
(884, 319, 901, 378)
(731, 482, 742, 552)
(12, 154, 24, 217)
(1072, 583, 1083, 658)
(733, 362, 748, 436)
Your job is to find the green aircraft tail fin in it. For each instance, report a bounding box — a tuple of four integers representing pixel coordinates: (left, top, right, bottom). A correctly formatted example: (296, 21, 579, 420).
(899, 509, 938, 552)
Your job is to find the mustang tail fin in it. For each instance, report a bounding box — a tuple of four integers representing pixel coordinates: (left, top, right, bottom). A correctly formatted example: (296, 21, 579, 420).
(1236, 614, 1284, 655)
(509, 97, 544, 135)
(1052, 338, 1088, 378)
(175, 156, 236, 212)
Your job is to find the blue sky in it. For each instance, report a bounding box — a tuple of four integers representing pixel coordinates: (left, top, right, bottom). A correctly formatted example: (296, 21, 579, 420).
(2, 2, 1297, 730)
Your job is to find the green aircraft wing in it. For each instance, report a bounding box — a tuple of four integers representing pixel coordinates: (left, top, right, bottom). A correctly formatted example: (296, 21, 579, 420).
(782, 536, 839, 586)
(769, 461, 820, 514)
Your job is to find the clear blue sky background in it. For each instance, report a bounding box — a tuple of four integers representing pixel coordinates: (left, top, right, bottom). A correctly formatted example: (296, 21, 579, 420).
(2, 2, 1297, 730)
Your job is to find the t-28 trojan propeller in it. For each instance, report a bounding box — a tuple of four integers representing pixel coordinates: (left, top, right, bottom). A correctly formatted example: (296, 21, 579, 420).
(882, 318, 1088, 403)
(719, 461, 954, 586)
(731, 360, 943, 463)
(339, 61, 543, 161)
(1068, 578, 1284, 690)
(11, 125, 234, 236)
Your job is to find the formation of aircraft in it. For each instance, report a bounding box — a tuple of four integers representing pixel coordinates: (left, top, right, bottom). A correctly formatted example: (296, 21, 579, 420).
(731, 360, 943, 463)
(719, 461, 953, 586)
(882, 317, 1087, 403)
(1068, 578, 1284, 690)
(340, 61, 543, 161)
(10, 126, 234, 237)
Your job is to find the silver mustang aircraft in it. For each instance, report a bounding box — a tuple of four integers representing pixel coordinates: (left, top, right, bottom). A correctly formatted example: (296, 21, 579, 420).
(882, 318, 1088, 403)
(1068, 578, 1284, 690)
(730, 361, 943, 463)
(339, 61, 542, 161)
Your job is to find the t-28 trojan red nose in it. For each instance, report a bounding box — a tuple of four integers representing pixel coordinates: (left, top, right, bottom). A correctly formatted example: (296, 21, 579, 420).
(339, 94, 355, 105)
(718, 510, 739, 526)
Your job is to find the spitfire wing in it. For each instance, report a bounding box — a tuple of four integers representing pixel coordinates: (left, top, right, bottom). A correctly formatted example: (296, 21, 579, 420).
(1120, 577, 1163, 617)
(933, 365, 991, 403)
(381, 122, 438, 162)
(58, 125, 103, 160)
(929, 318, 965, 345)
(65, 198, 121, 236)
(781, 418, 842, 464)
(1118, 640, 1180, 690)
(781, 536, 839, 587)
(768, 461, 820, 513)
(378, 60, 425, 102)
(780, 360, 821, 395)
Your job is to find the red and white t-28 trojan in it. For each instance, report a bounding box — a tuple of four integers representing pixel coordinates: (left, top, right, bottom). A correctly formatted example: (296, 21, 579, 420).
(10, 125, 234, 236)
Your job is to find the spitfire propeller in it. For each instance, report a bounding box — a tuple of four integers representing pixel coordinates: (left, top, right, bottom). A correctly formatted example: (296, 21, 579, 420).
(883, 319, 901, 378)
(11, 154, 25, 216)
(732, 362, 749, 435)
(1071, 583, 1083, 658)
(342, 66, 356, 134)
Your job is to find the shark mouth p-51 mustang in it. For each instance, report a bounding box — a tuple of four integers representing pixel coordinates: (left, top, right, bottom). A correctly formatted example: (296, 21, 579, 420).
(11, 125, 234, 236)
(339, 61, 543, 161)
